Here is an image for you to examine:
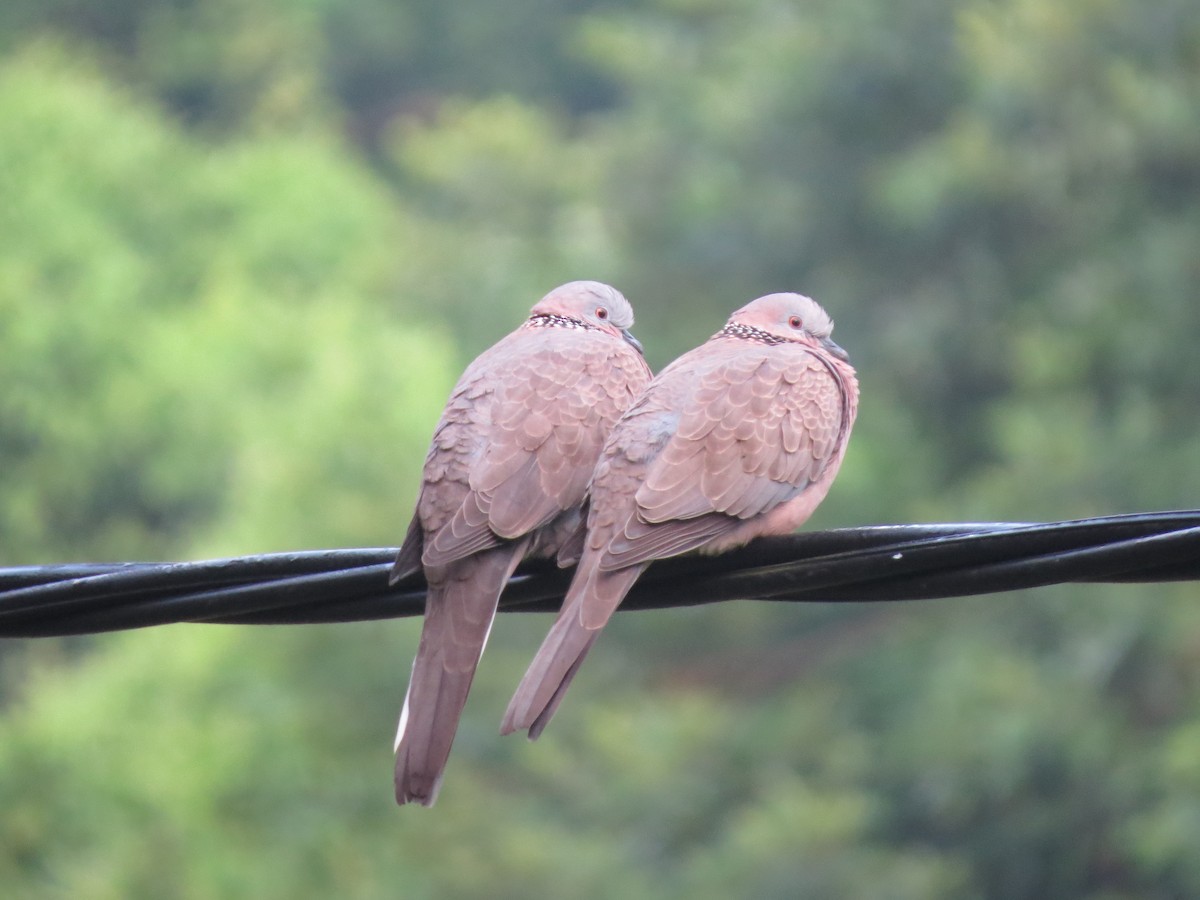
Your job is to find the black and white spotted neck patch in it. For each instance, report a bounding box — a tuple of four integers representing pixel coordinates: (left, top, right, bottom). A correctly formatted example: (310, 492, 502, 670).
(717, 321, 794, 345)
(524, 313, 600, 333)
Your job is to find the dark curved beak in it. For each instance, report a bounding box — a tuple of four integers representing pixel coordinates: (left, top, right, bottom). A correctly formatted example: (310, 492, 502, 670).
(821, 336, 849, 362)
(622, 328, 644, 355)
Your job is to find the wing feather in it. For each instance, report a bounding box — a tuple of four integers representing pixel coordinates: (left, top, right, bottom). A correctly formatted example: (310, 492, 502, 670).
(596, 348, 844, 570)
(418, 329, 651, 566)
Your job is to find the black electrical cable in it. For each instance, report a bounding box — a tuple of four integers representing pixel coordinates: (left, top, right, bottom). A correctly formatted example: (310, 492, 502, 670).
(0, 511, 1197, 639)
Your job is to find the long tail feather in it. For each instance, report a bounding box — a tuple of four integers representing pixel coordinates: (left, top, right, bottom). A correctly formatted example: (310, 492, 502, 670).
(394, 543, 525, 805)
(501, 560, 645, 738)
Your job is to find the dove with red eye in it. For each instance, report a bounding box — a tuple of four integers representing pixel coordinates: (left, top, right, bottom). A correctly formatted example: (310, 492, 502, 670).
(502, 292, 858, 740)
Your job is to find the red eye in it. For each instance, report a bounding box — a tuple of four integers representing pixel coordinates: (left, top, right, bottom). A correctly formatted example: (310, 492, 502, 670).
(596, 307, 608, 320)
(788, 316, 803, 329)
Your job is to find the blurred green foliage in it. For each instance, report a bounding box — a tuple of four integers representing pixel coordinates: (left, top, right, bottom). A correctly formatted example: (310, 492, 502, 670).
(0, 0, 1198, 896)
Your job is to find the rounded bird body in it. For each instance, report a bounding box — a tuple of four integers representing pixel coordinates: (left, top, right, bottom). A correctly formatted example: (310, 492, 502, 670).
(391, 281, 651, 806)
(502, 292, 858, 739)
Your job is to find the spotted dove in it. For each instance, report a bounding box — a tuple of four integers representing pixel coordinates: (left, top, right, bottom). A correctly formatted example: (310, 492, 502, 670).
(502, 292, 859, 739)
(391, 281, 651, 804)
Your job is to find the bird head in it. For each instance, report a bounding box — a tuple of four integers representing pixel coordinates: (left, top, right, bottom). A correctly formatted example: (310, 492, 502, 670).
(529, 281, 643, 353)
(725, 292, 849, 362)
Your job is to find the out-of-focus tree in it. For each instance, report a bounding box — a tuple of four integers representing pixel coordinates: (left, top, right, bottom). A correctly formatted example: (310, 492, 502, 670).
(0, 44, 454, 562)
(0, 0, 329, 132)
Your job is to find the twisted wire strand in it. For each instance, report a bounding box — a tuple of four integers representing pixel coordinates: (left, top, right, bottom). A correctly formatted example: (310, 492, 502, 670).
(1, 511, 1197, 639)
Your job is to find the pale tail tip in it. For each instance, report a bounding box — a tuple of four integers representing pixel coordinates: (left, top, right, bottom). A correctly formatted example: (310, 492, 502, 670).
(498, 712, 519, 737)
(499, 696, 533, 738)
(395, 786, 436, 807)
(396, 769, 443, 807)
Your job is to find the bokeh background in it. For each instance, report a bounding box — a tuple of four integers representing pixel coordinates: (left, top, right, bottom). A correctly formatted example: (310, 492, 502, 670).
(1, 0, 1199, 896)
